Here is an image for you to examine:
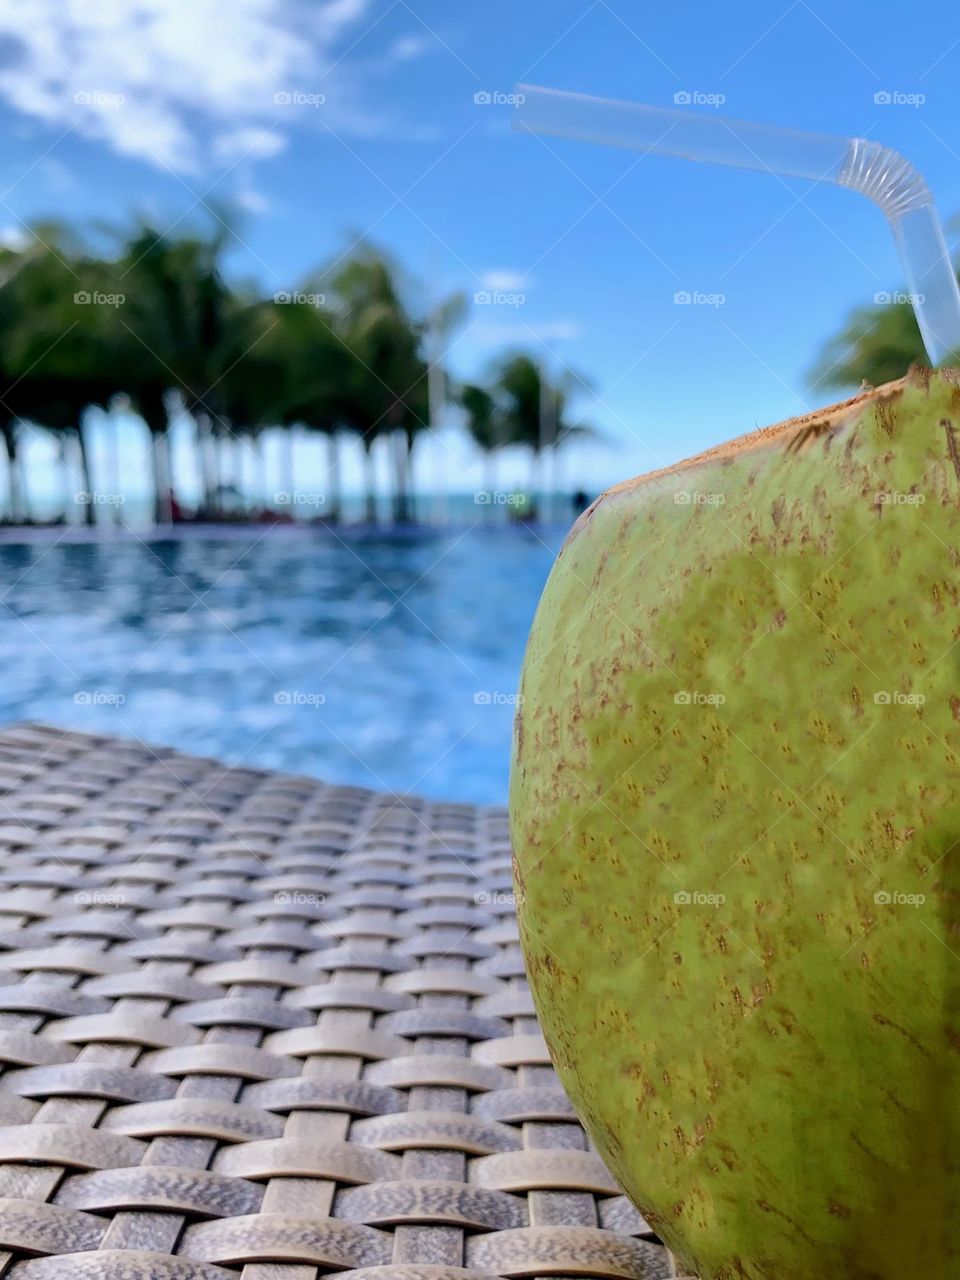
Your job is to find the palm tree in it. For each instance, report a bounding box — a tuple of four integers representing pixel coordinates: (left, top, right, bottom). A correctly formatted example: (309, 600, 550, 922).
(493, 353, 595, 515)
(460, 383, 503, 501)
(0, 216, 608, 529)
(210, 294, 280, 515)
(331, 340, 388, 524)
(0, 230, 54, 523)
(0, 375, 28, 525)
(0, 228, 67, 522)
(112, 219, 237, 521)
(256, 296, 352, 520)
(421, 291, 467, 523)
(31, 396, 102, 526)
(395, 356, 430, 524)
(325, 248, 464, 524)
(0, 226, 120, 525)
(324, 251, 422, 522)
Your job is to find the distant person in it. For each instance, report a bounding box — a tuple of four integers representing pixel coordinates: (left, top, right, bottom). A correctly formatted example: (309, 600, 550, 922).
(168, 490, 184, 522)
(572, 489, 591, 513)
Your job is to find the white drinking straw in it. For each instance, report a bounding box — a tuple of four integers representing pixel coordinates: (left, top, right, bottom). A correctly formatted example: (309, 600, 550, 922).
(515, 84, 960, 365)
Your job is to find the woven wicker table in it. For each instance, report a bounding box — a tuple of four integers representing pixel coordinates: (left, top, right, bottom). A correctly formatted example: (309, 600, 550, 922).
(0, 722, 682, 1280)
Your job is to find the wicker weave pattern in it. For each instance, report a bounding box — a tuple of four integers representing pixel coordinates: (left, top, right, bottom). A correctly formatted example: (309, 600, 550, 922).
(0, 723, 677, 1280)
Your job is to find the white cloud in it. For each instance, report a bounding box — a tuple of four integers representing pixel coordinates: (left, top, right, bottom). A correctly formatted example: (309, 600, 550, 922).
(482, 269, 529, 292)
(0, 225, 29, 250)
(388, 33, 432, 62)
(214, 128, 288, 164)
(473, 319, 582, 346)
(0, 0, 403, 175)
(234, 183, 272, 216)
(319, 0, 371, 28)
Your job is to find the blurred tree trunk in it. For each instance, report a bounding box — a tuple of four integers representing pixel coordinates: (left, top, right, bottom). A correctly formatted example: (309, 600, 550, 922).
(527, 450, 541, 506)
(140, 398, 172, 524)
(75, 424, 96, 527)
(405, 433, 418, 524)
(1, 422, 23, 522)
(362, 443, 377, 523)
(391, 430, 410, 524)
(280, 426, 295, 506)
(194, 413, 215, 512)
(253, 435, 266, 508)
(215, 432, 229, 511)
(483, 450, 497, 517)
(546, 443, 559, 524)
(57, 436, 72, 521)
(153, 432, 173, 523)
(241, 438, 254, 513)
(208, 425, 222, 513)
(326, 432, 341, 522)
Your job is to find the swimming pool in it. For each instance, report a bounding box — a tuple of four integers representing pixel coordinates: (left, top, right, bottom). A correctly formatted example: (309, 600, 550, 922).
(0, 525, 566, 804)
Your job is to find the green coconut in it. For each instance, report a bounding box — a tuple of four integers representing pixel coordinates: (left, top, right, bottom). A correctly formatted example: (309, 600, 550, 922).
(510, 367, 960, 1280)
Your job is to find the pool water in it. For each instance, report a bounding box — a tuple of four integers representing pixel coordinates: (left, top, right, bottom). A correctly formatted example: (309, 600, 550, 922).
(0, 526, 566, 804)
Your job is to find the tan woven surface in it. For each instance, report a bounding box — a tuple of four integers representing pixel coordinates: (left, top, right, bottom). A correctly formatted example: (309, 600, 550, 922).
(0, 721, 677, 1280)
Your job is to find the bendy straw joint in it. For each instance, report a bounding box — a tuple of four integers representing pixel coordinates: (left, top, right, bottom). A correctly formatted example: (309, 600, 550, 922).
(515, 83, 960, 366)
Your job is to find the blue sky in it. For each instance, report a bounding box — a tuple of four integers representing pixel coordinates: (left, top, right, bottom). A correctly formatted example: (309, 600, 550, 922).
(3, 0, 960, 507)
